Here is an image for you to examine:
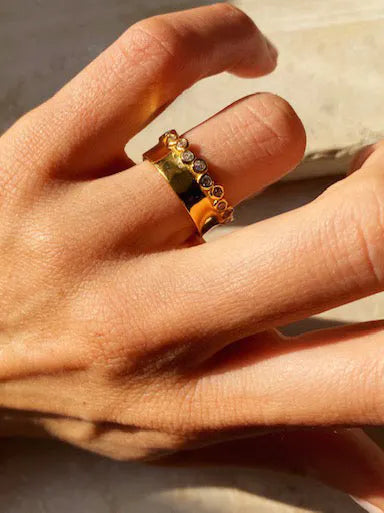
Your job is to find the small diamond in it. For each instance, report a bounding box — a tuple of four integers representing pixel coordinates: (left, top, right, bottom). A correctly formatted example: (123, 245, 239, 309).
(176, 138, 188, 151)
(210, 185, 224, 199)
(223, 214, 234, 224)
(222, 207, 234, 220)
(216, 200, 227, 211)
(193, 159, 207, 173)
(165, 132, 178, 146)
(199, 174, 213, 189)
(181, 150, 195, 163)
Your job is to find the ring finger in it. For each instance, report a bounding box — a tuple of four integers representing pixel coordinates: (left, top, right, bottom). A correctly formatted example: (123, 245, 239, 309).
(77, 92, 305, 251)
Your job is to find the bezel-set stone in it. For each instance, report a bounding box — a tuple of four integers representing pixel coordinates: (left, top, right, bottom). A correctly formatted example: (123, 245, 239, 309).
(181, 150, 195, 163)
(215, 199, 227, 212)
(165, 132, 178, 146)
(210, 185, 224, 199)
(199, 174, 213, 189)
(223, 213, 234, 224)
(176, 138, 188, 151)
(193, 159, 207, 173)
(222, 207, 234, 220)
(156, 131, 234, 228)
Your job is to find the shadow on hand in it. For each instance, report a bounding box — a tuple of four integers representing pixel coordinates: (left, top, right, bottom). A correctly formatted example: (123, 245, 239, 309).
(234, 175, 341, 228)
(0, 175, 362, 512)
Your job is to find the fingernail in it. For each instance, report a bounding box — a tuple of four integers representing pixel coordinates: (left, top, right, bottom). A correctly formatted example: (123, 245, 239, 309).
(350, 496, 384, 513)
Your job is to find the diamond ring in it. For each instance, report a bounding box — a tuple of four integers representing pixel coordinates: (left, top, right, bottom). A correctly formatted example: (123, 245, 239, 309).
(143, 130, 234, 236)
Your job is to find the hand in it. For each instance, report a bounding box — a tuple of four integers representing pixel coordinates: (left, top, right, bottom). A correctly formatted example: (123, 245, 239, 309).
(1, 3, 384, 510)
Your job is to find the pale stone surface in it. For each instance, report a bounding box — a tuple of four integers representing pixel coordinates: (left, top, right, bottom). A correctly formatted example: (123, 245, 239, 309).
(1, 1, 384, 513)
(239, 0, 384, 158)
(1, 0, 384, 178)
(128, 0, 384, 179)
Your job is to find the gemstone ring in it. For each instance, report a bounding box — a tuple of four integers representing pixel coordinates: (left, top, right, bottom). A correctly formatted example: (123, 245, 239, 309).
(143, 130, 234, 236)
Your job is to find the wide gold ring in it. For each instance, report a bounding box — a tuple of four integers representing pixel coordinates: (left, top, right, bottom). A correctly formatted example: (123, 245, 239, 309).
(143, 130, 234, 236)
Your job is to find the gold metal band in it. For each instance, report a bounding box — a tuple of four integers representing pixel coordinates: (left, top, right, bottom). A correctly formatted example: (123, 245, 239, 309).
(143, 130, 234, 235)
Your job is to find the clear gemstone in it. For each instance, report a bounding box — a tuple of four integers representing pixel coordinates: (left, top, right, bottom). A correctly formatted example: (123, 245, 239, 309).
(199, 174, 213, 188)
(181, 150, 195, 163)
(193, 159, 207, 173)
(210, 185, 224, 198)
(176, 138, 188, 151)
(222, 207, 234, 219)
(165, 132, 177, 146)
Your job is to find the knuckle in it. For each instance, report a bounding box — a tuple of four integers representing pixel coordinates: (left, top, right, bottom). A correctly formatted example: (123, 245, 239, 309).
(122, 17, 183, 72)
(21, 230, 72, 288)
(214, 2, 257, 33)
(174, 379, 205, 434)
(369, 140, 384, 156)
(321, 172, 384, 288)
(370, 140, 384, 156)
(78, 290, 148, 374)
(358, 348, 384, 422)
(351, 141, 384, 172)
(265, 94, 306, 155)
(76, 302, 128, 368)
(0, 115, 37, 197)
(172, 377, 230, 437)
(240, 93, 306, 167)
(0, 104, 56, 198)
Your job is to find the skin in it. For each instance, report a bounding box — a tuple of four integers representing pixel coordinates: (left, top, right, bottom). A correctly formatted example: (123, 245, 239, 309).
(1, 3, 384, 510)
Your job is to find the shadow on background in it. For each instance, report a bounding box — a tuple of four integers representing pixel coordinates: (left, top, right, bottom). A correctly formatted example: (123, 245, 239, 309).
(0, 438, 362, 513)
(0, 0, 215, 133)
(233, 175, 341, 227)
(281, 316, 347, 336)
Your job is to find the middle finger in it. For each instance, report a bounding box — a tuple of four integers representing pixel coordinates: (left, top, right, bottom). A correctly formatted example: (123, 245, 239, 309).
(167, 163, 384, 344)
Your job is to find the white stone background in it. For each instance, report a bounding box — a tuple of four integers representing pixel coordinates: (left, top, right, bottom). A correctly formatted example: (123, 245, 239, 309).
(1, 1, 384, 512)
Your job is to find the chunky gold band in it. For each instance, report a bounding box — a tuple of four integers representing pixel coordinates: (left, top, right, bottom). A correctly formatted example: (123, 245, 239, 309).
(143, 130, 234, 235)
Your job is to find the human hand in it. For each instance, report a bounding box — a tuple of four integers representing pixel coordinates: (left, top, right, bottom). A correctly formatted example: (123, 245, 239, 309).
(1, 4, 384, 510)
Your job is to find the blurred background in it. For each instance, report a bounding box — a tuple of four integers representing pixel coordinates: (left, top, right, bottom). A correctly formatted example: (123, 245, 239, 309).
(1, 1, 384, 512)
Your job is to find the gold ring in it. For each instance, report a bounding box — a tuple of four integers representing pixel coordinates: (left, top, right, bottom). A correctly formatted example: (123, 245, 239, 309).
(143, 130, 234, 235)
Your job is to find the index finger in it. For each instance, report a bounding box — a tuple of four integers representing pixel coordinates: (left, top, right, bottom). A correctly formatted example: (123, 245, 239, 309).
(0, 4, 277, 182)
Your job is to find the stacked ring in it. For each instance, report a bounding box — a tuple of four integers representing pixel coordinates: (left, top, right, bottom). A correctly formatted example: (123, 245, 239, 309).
(143, 130, 234, 235)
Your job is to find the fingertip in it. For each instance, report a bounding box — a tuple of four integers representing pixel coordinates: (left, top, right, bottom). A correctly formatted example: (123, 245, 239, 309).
(184, 92, 306, 203)
(265, 38, 279, 61)
(249, 93, 306, 177)
(230, 34, 279, 78)
(213, 4, 278, 78)
(349, 141, 384, 175)
(273, 94, 306, 167)
(349, 144, 377, 175)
